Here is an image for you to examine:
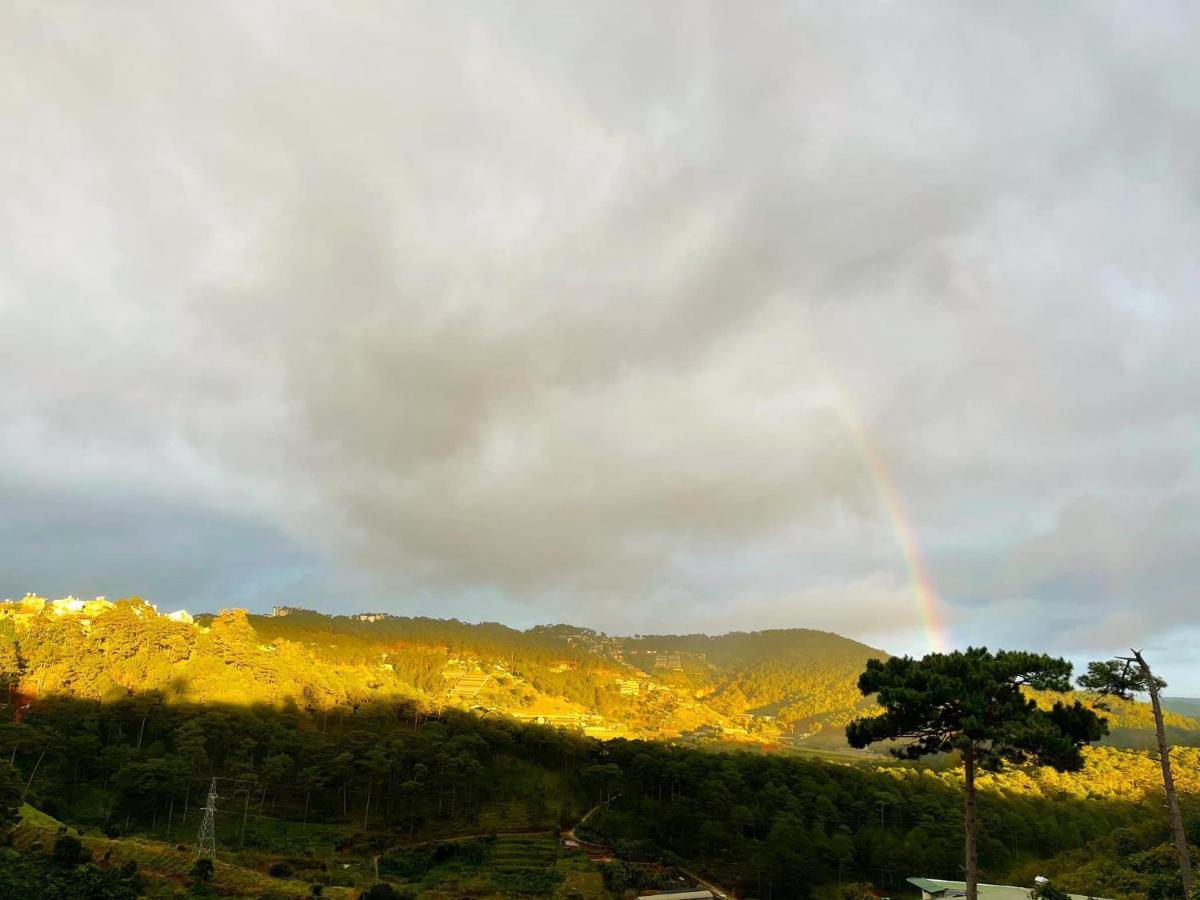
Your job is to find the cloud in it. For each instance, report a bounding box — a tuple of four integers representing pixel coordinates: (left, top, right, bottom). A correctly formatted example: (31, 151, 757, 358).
(2, 2, 1199, 685)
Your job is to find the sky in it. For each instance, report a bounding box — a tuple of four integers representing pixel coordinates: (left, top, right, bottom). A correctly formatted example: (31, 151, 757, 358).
(2, 2, 1199, 691)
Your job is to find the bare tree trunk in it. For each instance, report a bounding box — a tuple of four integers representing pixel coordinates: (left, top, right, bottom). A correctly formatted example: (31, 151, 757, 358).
(22, 748, 46, 799)
(1134, 650, 1193, 897)
(240, 787, 250, 848)
(964, 745, 978, 900)
(303, 787, 311, 827)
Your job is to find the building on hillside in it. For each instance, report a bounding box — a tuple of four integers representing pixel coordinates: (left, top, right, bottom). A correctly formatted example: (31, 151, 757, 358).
(354, 612, 389, 622)
(167, 609, 194, 624)
(907, 878, 1110, 899)
(51, 597, 87, 615)
(615, 679, 640, 696)
(654, 653, 683, 671)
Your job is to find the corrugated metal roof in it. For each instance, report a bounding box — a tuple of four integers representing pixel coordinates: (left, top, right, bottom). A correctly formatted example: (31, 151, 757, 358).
(907, 877, 1110, 900)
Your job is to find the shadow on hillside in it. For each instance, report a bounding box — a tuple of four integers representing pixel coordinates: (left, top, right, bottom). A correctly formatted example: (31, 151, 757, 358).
(3, 690, 1190, 899)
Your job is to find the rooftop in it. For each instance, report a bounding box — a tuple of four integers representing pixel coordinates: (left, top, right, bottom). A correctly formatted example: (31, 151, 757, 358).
(908, 877, 1110, 899)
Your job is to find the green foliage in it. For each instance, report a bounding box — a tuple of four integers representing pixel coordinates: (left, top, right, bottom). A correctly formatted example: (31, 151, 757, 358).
(0, 766, 21, 835)
(0, 843, 143, 899)
(52, 832, 87, 867)
(1030, 881, 1070, 899)
(1079, 659, 1167, 701)
(190, 856, 214, 882)
(358, 885, 409, 899)
(845, 649, 1108, 899)
(840, 883, 878, 899)
(846, 648, 1108, 769)
(4, 602, 1199, 898)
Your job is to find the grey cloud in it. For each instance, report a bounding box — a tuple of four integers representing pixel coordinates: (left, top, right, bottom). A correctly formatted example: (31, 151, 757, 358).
(0, 481, 332, 612)
(2, 2, 1200, 686)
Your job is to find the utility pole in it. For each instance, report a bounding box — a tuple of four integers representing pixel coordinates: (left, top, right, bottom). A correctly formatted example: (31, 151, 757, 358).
(195, 778, 220, 860)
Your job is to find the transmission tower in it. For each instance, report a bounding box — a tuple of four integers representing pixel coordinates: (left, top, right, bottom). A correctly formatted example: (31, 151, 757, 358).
(194, 778, 221, 860)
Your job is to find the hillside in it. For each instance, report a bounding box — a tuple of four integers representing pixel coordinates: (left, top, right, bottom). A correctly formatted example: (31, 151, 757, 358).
(1, 596, 1199, 898)
(246, 610, 890, 749)
(4, 596, 1197, 756)
(1164, 696, 1200, 720)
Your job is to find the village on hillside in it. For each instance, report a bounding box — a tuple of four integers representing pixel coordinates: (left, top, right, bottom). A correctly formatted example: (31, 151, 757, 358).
(0, 594, 195, 629)
(2, 597, 791, 749)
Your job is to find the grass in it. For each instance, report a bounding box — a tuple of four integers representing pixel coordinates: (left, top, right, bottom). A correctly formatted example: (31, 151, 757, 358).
(19, 802, 64, 830)
(13, 802, 358, 898)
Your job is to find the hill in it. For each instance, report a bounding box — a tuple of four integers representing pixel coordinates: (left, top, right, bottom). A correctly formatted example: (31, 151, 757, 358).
(4, 596, 1197, 755)
(1164, 696, 1200, 720)
(1, 595, 1199, 898)
(249, 610, 891, 749)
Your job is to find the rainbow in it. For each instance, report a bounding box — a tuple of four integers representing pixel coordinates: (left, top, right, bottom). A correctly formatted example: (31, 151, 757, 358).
(820, 376, 950, 654)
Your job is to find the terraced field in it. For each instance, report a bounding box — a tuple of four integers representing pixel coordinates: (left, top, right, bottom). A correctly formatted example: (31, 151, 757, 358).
(377, 831, 610, 898)
(487, 831, 559, 879)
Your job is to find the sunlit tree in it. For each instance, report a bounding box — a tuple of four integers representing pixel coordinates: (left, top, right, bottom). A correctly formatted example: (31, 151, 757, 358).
(1079, 652, 1193, 897)
(846, 648, 1107, 900)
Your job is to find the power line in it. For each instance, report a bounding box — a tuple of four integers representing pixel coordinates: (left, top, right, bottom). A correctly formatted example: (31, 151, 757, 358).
(194, 778, 221, 860)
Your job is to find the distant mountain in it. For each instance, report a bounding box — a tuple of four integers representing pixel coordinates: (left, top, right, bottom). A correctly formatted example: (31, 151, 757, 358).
(4, 596, 1197, 753)
(1163, 696, 1200, 719)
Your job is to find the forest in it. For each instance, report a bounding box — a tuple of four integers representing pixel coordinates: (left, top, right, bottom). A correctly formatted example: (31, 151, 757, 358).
(0, 597, 1197, 898)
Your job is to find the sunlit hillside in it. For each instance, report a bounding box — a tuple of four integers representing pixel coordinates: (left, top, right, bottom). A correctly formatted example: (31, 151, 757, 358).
(2, 596, 1199, 898)
(4, 596, 1197, 758)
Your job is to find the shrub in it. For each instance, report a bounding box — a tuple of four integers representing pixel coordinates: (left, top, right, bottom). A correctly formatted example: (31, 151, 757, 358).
(359, 885, 404, 900)
(51, 834, 86, 867)
(190, 857, 215, 883)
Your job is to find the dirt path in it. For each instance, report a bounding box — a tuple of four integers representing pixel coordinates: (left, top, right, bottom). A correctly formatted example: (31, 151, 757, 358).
(387, 825, 554, 852)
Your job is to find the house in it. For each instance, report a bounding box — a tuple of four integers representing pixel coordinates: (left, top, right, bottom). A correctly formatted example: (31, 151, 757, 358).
(167, 609, 194, 624)
(907, 877, 1109, 899)
(615, 679, 640, 696)
(354, 612, 389, 622)
(51, 597, 87, 615)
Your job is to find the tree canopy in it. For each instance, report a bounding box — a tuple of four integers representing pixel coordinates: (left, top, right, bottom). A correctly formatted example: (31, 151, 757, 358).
(847, 648, 1107, 770)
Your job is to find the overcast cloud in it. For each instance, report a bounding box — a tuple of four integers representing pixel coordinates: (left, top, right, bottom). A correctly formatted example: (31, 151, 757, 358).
(3, 2, 1199, 689)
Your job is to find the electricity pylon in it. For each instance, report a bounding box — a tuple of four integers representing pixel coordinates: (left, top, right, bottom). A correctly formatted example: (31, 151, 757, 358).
(195, 778, 220, 860)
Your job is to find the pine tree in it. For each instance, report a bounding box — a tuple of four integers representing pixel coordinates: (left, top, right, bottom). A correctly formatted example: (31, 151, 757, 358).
(846, 648, 1107, 900)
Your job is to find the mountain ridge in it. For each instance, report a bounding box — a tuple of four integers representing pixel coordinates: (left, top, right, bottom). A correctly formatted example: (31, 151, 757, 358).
(4, 596, 1197, 753)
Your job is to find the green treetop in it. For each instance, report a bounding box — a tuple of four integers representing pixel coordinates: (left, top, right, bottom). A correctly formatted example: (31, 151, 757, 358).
(846, 647, 1107, 900)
